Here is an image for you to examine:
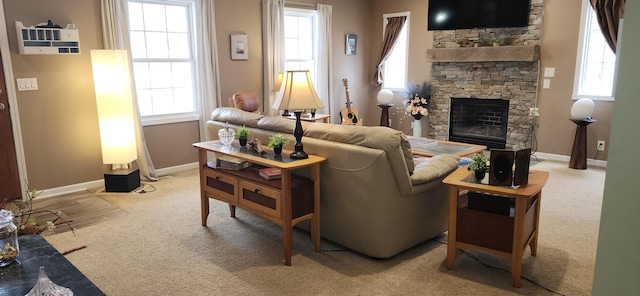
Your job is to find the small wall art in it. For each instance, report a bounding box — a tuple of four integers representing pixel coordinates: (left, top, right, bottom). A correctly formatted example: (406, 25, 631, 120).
(346, 34, 357, 55)
(230, 34, 248, 60)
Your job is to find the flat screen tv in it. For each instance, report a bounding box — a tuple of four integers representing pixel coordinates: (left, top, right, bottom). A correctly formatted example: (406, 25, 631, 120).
(428, 0, 531, 31)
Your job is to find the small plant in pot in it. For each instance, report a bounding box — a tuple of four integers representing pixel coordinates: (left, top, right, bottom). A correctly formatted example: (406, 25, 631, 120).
(236, 125, 250, 146)
(468, 153, 489, 181)
(491, 38, 501, 47)
(310, 109, 317, 117)
(267, 133, 289, 155)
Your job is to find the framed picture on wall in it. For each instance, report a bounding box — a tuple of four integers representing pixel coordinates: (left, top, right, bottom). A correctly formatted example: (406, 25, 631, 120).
(346, 34, 357, 55)
(230, 34, 248, 60)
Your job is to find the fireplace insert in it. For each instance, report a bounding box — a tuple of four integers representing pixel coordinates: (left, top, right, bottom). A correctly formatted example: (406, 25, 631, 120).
(449, 98, 508, 149)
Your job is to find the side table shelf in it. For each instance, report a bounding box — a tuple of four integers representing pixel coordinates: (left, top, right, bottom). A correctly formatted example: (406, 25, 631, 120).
(193, 141, 326, 266)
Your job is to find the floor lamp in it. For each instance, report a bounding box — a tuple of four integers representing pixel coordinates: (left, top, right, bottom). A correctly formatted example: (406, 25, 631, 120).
(91, 50, 141, 192)
(273, 72, 289, 116)
(272, 70, 325, 159)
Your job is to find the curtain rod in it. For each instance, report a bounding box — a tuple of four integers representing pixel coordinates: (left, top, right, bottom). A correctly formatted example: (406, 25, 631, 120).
(285, 1, 317, 9)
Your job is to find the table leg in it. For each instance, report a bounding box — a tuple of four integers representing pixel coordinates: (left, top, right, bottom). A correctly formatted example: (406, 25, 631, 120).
(229, 204, 236, 217)
(281, 170, 293, 266)
(199, 149, 209, 226)
(446, 186, 458, 270)
(529, 192, 542, 256)
(310, 163, 321, 253)
(511, 197, 527, 288)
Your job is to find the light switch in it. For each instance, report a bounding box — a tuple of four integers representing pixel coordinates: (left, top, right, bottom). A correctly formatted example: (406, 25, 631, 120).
(16, 78, 38, 91)
(543, 79, 551, 89)
(544, 67, 555, 78)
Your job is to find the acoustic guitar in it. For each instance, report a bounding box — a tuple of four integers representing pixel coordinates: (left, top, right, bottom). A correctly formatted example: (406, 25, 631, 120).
(340, 79, 361, 125)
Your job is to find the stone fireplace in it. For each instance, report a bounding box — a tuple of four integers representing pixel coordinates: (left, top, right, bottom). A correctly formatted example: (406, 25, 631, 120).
(450, 98, 509, 149)
(425, 0, 543, 151)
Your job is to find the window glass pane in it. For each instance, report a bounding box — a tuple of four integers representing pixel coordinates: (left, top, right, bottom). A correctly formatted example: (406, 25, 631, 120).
(128, 3, 144, 30)
(284, 38, 300, 59)
(130, 31, 147, 58)
(168, 33, 190, 58)
(383, 18, 408, 89)
(172, 62, 192, 87)
(133, 62, 151, 89)
(284, 16, 298, 37)
(149, 62, 172, 88)
(129, 0, 197, 119)
(146, 32, 169, 58)
(143, 3, 167, 31)
(166, 6, 188, 33)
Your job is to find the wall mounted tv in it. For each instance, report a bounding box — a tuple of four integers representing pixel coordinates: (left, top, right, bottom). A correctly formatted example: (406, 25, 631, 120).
(428, 0, 531, 31)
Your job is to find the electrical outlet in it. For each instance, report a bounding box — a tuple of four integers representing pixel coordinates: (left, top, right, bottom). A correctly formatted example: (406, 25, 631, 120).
(529, 107, 540, 117)
(597, 140, 605, 151)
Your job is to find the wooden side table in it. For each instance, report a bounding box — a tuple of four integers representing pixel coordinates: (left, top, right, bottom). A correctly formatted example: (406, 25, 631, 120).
(193, 141, 326, 266)
(287, 113, 331, 123)
(442, 166, 549, 287)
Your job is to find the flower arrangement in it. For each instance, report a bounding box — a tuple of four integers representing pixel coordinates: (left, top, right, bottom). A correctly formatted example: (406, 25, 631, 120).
(404, 82, 431, 120)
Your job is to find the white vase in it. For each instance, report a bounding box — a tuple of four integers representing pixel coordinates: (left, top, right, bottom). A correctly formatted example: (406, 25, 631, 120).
(412, 118, 422, 137)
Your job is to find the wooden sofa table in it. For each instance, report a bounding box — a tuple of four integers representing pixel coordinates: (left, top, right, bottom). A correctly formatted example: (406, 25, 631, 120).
(193, 141, 325, 266)
(442, 166, 549, 287)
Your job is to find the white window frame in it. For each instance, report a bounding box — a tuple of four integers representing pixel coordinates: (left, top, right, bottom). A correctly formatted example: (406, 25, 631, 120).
(283, 8, 318, 84)
(382, 11, 410, 91)
(572, 0, 617, 102)
(128, 0, 200, 126)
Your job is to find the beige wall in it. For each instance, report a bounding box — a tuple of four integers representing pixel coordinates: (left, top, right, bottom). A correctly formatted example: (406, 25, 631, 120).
(2, 0, 614, 192)
(537, 0, 612, 160)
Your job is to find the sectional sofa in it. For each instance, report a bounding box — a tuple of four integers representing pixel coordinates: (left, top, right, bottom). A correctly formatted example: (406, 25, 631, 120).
(206, 107, 459, 258)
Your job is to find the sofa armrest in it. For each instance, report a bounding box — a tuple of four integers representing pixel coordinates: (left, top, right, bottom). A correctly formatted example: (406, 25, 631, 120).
(410, 154, 460, 185)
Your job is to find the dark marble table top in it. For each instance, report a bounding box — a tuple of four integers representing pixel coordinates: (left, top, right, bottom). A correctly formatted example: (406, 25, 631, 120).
(0, 235, 104, 296)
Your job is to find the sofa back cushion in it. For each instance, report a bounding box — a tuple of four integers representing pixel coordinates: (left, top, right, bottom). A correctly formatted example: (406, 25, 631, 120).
(305, 124, 415, 174)
(211, 107, 264, 128)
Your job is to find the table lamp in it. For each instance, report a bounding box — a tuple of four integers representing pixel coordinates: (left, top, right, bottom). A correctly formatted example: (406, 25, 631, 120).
(91, 50, 141, 192)
(272, 70, 324, 159)
(272, 72, 289, 116)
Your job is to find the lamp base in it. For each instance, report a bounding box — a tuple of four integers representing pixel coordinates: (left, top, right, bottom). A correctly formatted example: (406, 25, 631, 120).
(290, 150, 308, 160)
(104, 168, 141, 192)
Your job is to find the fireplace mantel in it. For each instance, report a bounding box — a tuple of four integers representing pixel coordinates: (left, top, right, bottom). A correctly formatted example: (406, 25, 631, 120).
(427, 45, 540, 62)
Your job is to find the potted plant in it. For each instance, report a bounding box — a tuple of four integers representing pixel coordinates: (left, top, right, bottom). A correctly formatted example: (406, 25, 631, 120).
(491, 38, 501, 47)
(267, 133, 289, 155)
(468, 153, 488, 181)
(236, 125, 250, 146)
(310, 109, 317, 117)
(473, 39, 482, 48)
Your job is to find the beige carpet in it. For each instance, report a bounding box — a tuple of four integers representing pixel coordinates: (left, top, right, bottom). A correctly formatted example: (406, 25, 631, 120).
(44, 159, 605, 295)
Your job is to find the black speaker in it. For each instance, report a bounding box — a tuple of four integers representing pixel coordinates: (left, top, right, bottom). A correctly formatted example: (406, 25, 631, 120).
(489, 149, 514, 186)
(513, 148, 531, 186)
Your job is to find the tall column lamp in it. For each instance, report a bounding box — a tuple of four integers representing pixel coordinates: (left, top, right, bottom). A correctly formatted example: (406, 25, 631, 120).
(90, 50, 141, 192)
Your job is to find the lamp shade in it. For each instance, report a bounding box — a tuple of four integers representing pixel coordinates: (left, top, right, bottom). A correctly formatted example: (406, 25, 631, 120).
(91, 50, 137, 165)
(272, 70, 325, 111)
(571, 98, 595, 120)
(272, 72, 283, 92)
(377, 89, 394, 105)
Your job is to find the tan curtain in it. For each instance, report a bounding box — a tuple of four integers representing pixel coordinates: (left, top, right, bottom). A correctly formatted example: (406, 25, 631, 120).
(372, 16, 407, 86)
(590, 0, 626, 53)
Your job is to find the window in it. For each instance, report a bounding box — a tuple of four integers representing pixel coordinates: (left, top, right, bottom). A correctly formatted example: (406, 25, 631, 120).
(382, 12, 410, 90)
(284, 8, 317, 83)
(128, 0, 199, 125)
(573, 1, 617, 101)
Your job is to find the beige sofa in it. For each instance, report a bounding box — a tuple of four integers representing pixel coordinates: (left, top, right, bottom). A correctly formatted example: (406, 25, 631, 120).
(207, 107, 460, 258)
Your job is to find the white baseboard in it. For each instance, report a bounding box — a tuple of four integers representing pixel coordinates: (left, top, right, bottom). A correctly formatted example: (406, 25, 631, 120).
(36, 162, 199, 199)
(533, 152, 607, 168)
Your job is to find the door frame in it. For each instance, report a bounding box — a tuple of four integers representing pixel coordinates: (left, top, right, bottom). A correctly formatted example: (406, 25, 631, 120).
(0, 0, 28, 200)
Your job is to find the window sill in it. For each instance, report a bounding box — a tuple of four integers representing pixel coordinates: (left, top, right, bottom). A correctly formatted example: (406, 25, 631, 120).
(572, 95, 615, 102)
(141, 113, 200, 126)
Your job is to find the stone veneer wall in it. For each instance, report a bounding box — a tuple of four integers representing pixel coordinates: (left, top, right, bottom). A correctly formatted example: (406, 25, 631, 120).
(428, 0, 544, 150)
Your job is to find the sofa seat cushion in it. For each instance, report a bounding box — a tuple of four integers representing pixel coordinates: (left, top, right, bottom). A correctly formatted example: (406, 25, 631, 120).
(411, 154, 460, 185)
